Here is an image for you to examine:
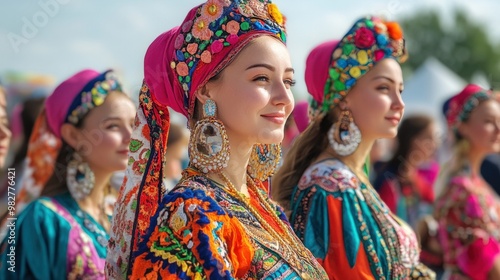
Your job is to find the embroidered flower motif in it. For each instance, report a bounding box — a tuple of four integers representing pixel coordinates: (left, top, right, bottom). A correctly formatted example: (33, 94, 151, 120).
(374, 49, 385, 61)
(357, 50, 368, 65)
(187, 43, 198, 55)
(211, 40, 224, 54)
(354, 27, 375, 49)
(226, 20, 240, 35)
(174, 34, 184, 49)
(267, 3, 283, 26)
(192, 17, 213, 40)
(202, 0, 224, 22)
(227, 34, 239, 45)
(201, 50, 212, 63)
(386, 22, 403, 40)
(176, 62, 189, 77)
(349, 67, 361, 78)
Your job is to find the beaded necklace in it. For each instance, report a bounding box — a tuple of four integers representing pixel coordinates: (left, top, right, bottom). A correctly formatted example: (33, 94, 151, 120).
(218, 172, 322, 279)
(76, 209, 109, 247)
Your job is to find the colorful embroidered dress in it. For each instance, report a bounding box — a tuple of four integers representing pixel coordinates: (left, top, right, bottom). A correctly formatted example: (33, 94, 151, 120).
(435, 172, 500, 280)
(0, 192, 108, 279)
(289, 159, 435, 279)
(121, 169, 328, 279)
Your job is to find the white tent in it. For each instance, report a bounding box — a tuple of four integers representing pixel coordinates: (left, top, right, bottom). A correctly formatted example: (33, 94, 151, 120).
(402, 57, 466, 124)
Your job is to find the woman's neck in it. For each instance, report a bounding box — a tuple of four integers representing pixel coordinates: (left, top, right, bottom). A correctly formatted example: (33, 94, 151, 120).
(77, 170, 111, 219)
(466, 147, 486, 178)
(319, 138, 374, 178)
(207, 136, 252, 194)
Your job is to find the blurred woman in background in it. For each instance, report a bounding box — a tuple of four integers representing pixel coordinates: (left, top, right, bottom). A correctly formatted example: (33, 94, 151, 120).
(373, 114, 439, 229)
(273, 16, 435, 279)
(435, 84, 500, 280)
(0, 69, 135, 279)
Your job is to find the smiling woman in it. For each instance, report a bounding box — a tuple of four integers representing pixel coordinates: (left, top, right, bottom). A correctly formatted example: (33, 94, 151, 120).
(272, 16, 436, 279)
(106, 0, 328, 279)
(0, 69, 135, 279)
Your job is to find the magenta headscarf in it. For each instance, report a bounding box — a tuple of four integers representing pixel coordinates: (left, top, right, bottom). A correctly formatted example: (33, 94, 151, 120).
(446, 84, 492, 131)
(12, 69, 121, 220)
(106, 1, 287, 278)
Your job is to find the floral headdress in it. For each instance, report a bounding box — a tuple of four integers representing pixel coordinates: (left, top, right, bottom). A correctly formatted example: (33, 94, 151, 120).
(446, 84, 492, 131)
(106, 1, 286, 278)
(307, 16, 407, 117)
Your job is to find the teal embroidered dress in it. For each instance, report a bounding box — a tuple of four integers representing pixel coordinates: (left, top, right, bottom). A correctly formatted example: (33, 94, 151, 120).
(0, 192, 108, 279)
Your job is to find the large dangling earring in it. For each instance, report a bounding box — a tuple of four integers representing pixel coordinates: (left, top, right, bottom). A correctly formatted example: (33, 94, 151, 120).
(66, 152, 95, 200)
(247, 143, 281, 181)
(328, 110, 361, 156)
(189, 99, 230, 173)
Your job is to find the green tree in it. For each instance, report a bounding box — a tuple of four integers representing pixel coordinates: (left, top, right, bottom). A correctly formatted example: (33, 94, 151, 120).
(400, 9, 500, 86)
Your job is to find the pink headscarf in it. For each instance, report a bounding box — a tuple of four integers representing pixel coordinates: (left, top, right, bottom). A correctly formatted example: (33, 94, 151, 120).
(107, 1, 287, 278)
(9, 69, 121, 221)
(446, 84, 492, 130)
(305, 40, 340, 107)
(292, 100, 312, 133)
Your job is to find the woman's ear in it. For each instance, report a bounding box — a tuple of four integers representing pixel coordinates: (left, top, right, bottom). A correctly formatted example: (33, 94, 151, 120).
(195, 84, 212, 105)
(60, 123, 81, 150)
(457, 123, 468, 139)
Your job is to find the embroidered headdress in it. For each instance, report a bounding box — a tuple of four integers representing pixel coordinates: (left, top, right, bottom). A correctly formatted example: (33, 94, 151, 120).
(446, 84, 492, 131)
(106, 1, 286, 278)
(305, 16, 407, 117)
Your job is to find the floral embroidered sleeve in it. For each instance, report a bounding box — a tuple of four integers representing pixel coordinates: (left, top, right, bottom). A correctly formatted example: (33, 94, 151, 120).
(128, 186, 254, 279)
(436, 176, 500, 279)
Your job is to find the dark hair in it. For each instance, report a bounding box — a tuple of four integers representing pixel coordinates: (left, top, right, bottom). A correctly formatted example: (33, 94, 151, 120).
(11, 98, 46, 168)
(272, 109, 340, 211)
(167, 122, 185, 146)
(387, 114, 434, 169)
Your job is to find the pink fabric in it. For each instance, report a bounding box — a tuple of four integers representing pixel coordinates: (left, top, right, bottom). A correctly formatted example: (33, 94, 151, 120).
(457, 237, 500, 280)
(45, 69, 101, 137)
(446, 83, 488, 129)
(304, 40, 339, 104)
(143, 5, 275, 118)
(292, 100, 310, 133)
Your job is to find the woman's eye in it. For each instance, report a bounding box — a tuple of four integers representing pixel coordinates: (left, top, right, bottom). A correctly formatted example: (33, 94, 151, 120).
(106, 124, 120, 129)
(285, 79, 296, 87)
(253, 76, 269, 82)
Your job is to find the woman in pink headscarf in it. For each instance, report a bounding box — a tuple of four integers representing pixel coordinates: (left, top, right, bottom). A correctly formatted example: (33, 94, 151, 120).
(435, 84, 500, 280)
(106, 1, 327, 279)
(272, 16, 435, 279)
(0, 69, 135, 279)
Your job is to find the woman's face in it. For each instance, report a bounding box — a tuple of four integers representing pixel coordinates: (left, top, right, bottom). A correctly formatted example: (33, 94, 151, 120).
(74, 92, 136, 175)
(411, 123, 439, 163)
(0, 92, 11, 168)
(344, 58, 405, 141)
(203, 36, 294, 151)
(459, 99, 500, 155)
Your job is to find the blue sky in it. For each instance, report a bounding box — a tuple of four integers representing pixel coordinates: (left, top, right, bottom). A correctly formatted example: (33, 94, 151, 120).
(1, 0, 499, 101)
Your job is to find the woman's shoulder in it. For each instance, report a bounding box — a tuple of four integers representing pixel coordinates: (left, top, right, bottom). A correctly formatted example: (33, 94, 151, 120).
(160, 175, 229, 218)
(297, 158, 361, 193)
